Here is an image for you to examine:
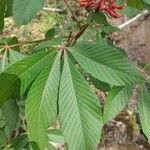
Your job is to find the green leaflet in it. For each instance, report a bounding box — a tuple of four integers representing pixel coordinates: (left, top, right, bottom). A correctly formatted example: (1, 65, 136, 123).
(103, 85, 134, 124)
(138, 84, 150, 140)
(0, 51, 56, 106)
(9, 50, 26, 64)
(0, 48, 24, 140)
(0, 0, 5, 30)
(2, 100, 19, 140)
(5, 0, 14, 17)
(13, 0, 46, 26)
(143, 0, 150, 6)
(0, 128, 7, 145)
(26, 52, 61, 150)
(90, 76, 111, 92)
(59, 52, 103, 150)
(48, 129, 65, 143)
(69, 43, 145, 86)
(127, 0, 144, 10)
(11, 134, 29, 149)
(1, 50, 8, 72)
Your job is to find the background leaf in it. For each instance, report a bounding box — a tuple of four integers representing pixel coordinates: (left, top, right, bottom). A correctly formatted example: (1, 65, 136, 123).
(127, 0, 144, 10)
(5, 0, 14, 17)
(90, 77, 111, 92)
(13, 0, 46, 26)
(0, 0, 5, 30)
(9, 50, 26, 64)
(1, 100, 19, 140)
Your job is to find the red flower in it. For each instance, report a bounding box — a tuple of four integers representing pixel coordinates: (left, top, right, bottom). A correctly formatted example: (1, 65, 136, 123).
(79, 0, 124, 18)
(79, 0, 94, 8)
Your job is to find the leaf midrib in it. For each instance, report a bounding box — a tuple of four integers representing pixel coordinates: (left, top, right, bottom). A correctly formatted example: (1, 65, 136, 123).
(66, 59, 88, 148)
(36, 58, 56, 145)
(70, 50, 142, 80)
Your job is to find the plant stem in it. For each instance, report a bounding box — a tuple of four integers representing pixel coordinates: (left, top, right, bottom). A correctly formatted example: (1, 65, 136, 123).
(65, 24, 89, 46)
(2, 38, 52, 49)
(63, 0, 77, 21)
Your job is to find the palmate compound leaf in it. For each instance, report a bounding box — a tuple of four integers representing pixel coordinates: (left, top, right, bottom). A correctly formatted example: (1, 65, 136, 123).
(68, 43, 145, 86)
(138, 84, 150, 140)
(26, 51, 61, 150)
(0, 51, 56, 107)
(59, 52, 103, 150)
(103, 85, 134, 124)
(13, 0, 46, 26)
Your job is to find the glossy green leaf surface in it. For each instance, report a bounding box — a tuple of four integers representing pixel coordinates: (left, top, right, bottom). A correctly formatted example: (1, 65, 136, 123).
(26, 52, 61, 150)
(59, 52, 103, 150)
(138, 84, 150, 140)
(103, 85, 134, 123)
(0, 51, 56, 106)
(13, 0, 46, 25)
(69, 43, 144, 86)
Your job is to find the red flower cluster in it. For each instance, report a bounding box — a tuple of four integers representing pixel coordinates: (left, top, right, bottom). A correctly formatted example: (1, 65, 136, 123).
(79, 0, 124, 18)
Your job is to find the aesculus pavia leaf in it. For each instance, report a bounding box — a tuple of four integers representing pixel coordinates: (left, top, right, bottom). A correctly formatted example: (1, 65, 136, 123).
(1, 100, 19, 139)
(26, 51, 61, 150)
(0, 51, 56, 106)
(138, 84, 150, 140)
(69, 43, 145, 86)
(103, 85, 134, 124)
(59, 52, 103, 150)
(47, 129, 65, 144)
(0, 0, 5, 31)
(13, 0, 46, 26)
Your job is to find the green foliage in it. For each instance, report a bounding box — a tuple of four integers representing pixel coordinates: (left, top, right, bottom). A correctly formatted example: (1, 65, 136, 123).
(26, 52, 61, 149)
(0, 0, 5, 31)
(103, 85, 134, 123)
(91, 77, 111, 92)
(127, 0, 144, 10)
(0, 0, 149, 149)
(13, 0, 46, 26)
(120, 6, 141, 18)
(5, 0, 14, 17)
(59, 53, 103, 149)
(93, 12, 107, 25)
(138, 84, 150, 140)
(2, 100, 19, 139)
(0, 51, 55, 107)
(69, 43, 144, 86)
(145, 0, 150, 5)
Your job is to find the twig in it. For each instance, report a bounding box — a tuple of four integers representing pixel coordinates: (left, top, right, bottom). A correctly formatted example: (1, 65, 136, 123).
(63, 0, 77, 20)
(43, 7, 64, 13)
(118, 10, 149, 29)
(1, 38, 55, 49)
(65, 24, 89, 46)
